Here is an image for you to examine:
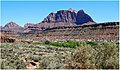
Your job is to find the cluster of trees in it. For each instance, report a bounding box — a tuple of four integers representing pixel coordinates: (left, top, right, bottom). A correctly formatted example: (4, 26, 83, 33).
(33, 40, 98, 48)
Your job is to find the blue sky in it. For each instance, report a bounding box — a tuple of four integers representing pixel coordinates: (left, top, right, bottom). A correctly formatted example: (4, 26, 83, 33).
(1, 1, 119, 26)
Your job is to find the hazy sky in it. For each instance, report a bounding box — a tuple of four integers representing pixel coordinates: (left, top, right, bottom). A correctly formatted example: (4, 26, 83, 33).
(1, 1, 119, 26)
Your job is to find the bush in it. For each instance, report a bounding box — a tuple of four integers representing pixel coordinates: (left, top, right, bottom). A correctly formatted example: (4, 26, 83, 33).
(94, 42, 119, 69)
(41, 56, 62, 69)
(72, 46, 96, 69)
(66, 42, 119, 69)
(1, 59, 26, 69)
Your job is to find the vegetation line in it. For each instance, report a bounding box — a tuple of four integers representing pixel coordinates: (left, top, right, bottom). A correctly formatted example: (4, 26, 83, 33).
(32, 40, 118, 48)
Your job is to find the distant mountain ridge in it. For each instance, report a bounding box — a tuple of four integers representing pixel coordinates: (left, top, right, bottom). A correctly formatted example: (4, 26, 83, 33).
(1, 8, 96, 33)
(1, 22, 24, 32)
(3, 21, 21, 29)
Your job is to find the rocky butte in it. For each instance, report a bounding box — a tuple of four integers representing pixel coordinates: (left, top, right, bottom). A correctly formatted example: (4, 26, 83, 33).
(38, 8, 96, 28)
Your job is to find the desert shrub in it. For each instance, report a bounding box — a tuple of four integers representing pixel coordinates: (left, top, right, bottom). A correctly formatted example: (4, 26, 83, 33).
(1, 59, 26, 69)
(67, 42, 119, 69)
(94, 42, 119, 69)
(14, 60, 26, 69)
(71, 46, 96, 69)
(28, 55, 41, 62)
(41, 56, 62, 69)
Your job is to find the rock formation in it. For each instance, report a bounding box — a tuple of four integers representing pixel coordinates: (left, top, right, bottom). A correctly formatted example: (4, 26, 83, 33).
(41, 8, 95, 24)
(39, 8, 95, 28)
